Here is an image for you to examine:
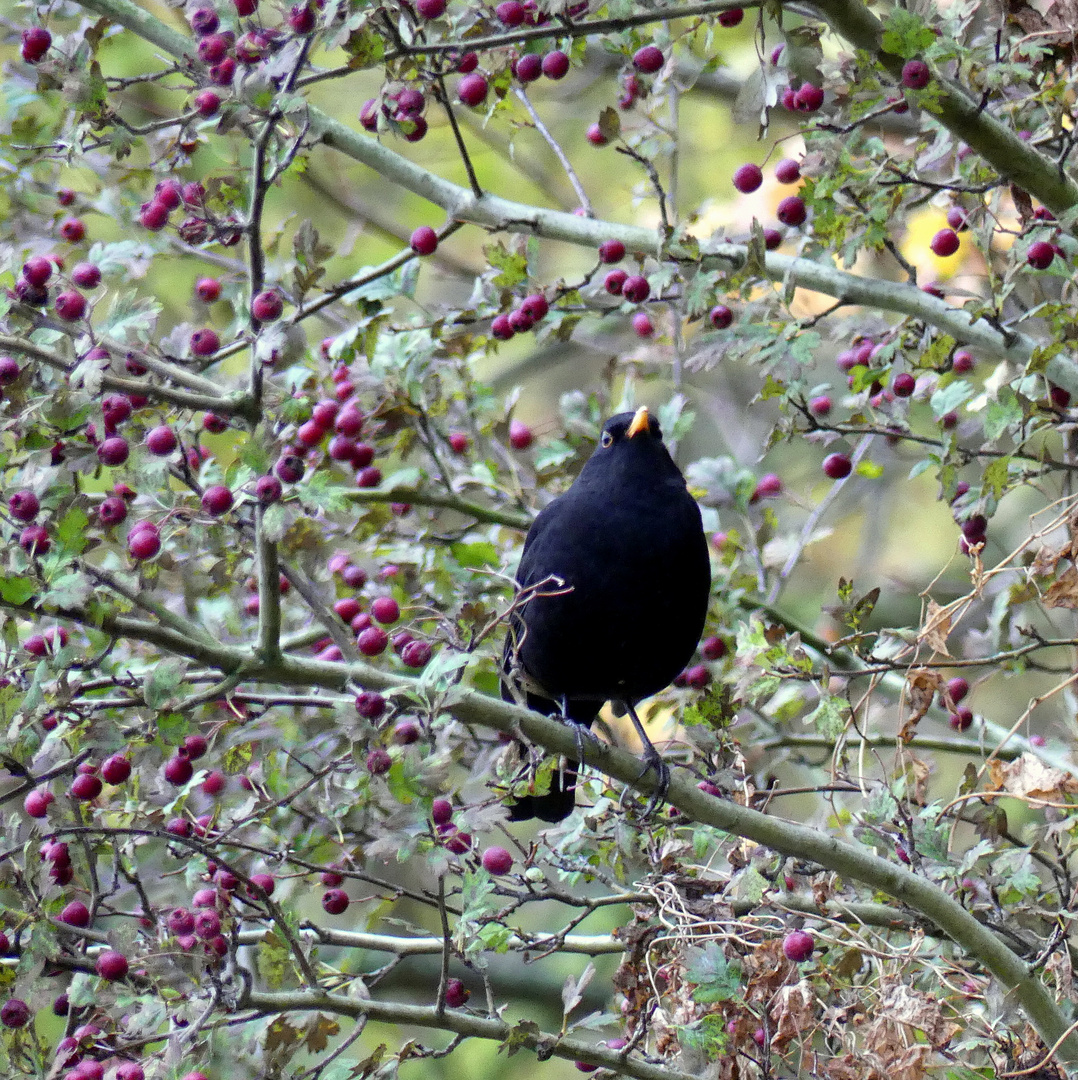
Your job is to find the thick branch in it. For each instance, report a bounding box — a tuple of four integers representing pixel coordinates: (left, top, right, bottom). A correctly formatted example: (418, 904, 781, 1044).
(241, 990, 699, 1080)
(809, 0, 1078, 217)
(72, 0, 1078, 395)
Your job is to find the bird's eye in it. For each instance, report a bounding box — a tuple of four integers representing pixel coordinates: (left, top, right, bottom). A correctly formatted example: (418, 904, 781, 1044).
(600, 430, 613, 447)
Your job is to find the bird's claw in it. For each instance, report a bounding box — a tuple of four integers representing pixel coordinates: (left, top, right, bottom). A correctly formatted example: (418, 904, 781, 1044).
(636, 746, 670, 817)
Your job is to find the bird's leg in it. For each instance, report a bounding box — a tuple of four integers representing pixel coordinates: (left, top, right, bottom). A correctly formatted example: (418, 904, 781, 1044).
(623, 701, 669, 815)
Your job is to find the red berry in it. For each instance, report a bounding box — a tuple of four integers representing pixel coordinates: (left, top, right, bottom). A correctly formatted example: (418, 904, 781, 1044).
(288, 4, 315, 32)
(19, 525, 51, 557)
(457, 73, 489, 107)
(598, 239, 625, 263)
(683, 663, 710, 689)
(542, 50, 569, 79)
(794, 83, 824, 111)
(732, 163, 763, 193)
(401, 640, 432, 668)
(371, 596, 400, 624)
(950, 707, 974, 731)
(256, 474, 282, 502)
(71, 772, 103, 800)
(366, 747, 392, 774)
(496, 0, 525, 25)
(776, 195, 807, 226)
(622, 274, 650, 302)
(22, 255, 54, 286)
(0, 999, 31, 1028)
(515, 53, 542, 82)
(481, 846, 513, 874)
(444, 977, 470, 1006)
(709, 304, 733, 329)
(201, 769, 226, 795)
(356, 466, 382, 488)
(947, 206, 968, 231)
(1027, 240, 1055, 269)
(521, 293, 548, 320)
(632, 45, 664, 73)
(774, 158, 801, 184)
(101, 753, 132, 783)
(631, 311, 654, 337)
(190, 7, 219, 33)
(195, 277, 221, 303)
(54, 289, 86, 320)
(952, 350, 975, 373)
(355, 691, 386, 719)
(57, 188, 75, 206)
(946, 676, 969, 704)
(97, 436, 130, 466)
(449, 432, 469, 454)
(604, 272, 630, 298)
(21, 26, 52, 63)
(139, 201, 170, 230)
(491, 313, 514, 339)
(146, 425, 177, 455)
(164, 754, 193, 785)
(357, 626, 389, 656)
(9, 490, 40, 522)
(72, 262, 101, 288)
(701, 635, 727, 660)
(24, 789, 53, 817)
(782, 929, 814, 962)
(509, 419, 533, 449)
(234, 0, 258, 14)
(359, 98, 379, 131)
(201, 485, 233, 516)
(322, 888, 349, 914)
(60, 901, 91, 927)
(251, 289, 283, 321)
(718, 7, 743, 25)
(822, 453, 852, 479)
(763, 227, 782, 249)
(416, 0, 446, 15)
(753, 472, 782, 500)
(893, 372, 916, 397)
(901, 59, 930, 89)
(190, 328, 220, 356)
(410, 226, 438, 255)
(95, 950, 129, 981)
(184, 733, 209, 759)
(930, 228, 960, 257)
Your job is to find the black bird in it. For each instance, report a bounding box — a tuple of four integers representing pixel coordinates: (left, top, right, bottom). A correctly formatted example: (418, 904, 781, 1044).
(501, 406, 711, 822)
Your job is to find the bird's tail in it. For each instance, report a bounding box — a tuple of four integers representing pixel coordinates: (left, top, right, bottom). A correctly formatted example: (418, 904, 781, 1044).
(502, 689, 599, 823)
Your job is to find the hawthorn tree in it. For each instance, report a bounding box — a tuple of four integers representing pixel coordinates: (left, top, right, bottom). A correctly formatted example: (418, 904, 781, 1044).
(3, 0, 1078, 1078)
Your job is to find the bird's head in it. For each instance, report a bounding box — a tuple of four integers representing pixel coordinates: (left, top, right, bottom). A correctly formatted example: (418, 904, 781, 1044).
(578, 405, 683, 491)
(600, 406, 662, 447)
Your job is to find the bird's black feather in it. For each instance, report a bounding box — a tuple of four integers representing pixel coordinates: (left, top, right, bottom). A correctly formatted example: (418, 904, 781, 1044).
(501, 409, 711, 821)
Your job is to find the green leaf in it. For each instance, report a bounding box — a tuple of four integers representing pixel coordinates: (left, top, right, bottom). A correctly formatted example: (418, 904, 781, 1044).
(805, 694, 849, 737)
(451, 541, 499, 568)
(930, 379, 973, 419)
(144, 659, 189, 709)
(982, 457, 1011, 501)
(55, 506, 89, 554)
(684, 943, 742, 1003)
(0, 576, 37, 604)
(982, 387, 1023, 441)
(484, 241, 529, 288)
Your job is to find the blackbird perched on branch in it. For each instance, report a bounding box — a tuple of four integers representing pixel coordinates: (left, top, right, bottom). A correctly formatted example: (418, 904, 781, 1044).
(502, 406, 711, 822)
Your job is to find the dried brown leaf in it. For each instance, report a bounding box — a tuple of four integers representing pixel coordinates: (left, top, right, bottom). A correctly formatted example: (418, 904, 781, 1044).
(1044, 565, 1078, 609)
(990, 752, 1078, 800)
(918, 599, 952, 656)
(769, 979, 816, 1047)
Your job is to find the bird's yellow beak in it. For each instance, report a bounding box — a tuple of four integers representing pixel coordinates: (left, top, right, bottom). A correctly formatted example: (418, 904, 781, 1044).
(626, 406, 650, 439)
